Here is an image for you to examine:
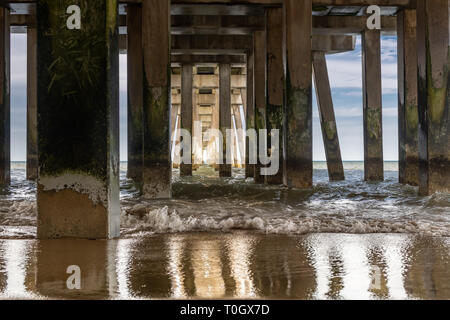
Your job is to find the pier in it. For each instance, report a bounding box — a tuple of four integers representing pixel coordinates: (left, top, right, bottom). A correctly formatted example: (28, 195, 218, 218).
(0, 0, 448, 239)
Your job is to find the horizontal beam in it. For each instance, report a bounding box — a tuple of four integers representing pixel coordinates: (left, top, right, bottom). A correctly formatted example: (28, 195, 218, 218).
(172, 74, 247, 89)
(171, 54, 245, 64)
(171, 34, 355, 54)
(5, 1, 415, 15)
(313, 15, 396, 34)
(119, 34, 355, 54)
(9, 13, 396, 36)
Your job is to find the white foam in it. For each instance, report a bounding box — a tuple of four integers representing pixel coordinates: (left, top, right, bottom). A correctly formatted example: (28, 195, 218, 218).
(39, 173, 107, 206)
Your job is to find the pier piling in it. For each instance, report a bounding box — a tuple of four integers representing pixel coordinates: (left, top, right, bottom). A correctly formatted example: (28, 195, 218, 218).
(362, 29, 384, 182)
(36, 0, 120, 239)
(266, 8, 284, 185)
(416, 0, 450, 195)
(284, 0, 313, 188)
(142, 0, 172, 198)
(219, 63, 232, 177)
(180, 63, 193, 176)
(127, 4, 144, 183)
(26, 26, 38, 181)
(313, 51, 345, 182)
(0, 7, 9, 186)
(397, 9, 419, 186)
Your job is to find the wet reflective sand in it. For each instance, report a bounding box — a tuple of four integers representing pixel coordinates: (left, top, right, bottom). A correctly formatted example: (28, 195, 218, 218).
(0, 233, 449, 300)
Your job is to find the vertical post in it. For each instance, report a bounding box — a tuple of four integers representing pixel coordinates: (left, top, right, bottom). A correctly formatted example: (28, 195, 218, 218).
(397, 10, 419, 186)
(180, 63, 193, 176)
(284, 0, 313, 188)
(416, 0, 450, 195)
(127, 4, 144, 183)
(266, 8, 284, 185)
(142, 0, 172, 198)
(211, 88, 220, 171)
(36, 0, 120, 239)
(127, 4, 143, 183)
(254, 30, 267, 184)
(219, 63, 232, 177)
(0, 7, 10, 185)
(362, 29, 384, 181)
(245, 49, 255, 178)
(27, 25, 38, 181)
(312, 52, 345, 181)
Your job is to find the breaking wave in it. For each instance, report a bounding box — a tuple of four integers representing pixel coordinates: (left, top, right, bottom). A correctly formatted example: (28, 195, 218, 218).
(1, 162, 449, 238)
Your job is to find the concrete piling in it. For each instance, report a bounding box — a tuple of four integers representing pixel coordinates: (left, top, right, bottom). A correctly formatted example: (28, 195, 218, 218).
(0, 7, 10, 186)
(362, 29, 384, 182)
(397, 10, 419, 186)
(253, 30, 267, 184)
(284, 0, 313, 188)
(127, 4, 144, 183)
(36, 0, 120, 239)
(266, 8, 284, 185)
(27, 26, 38, 181)
(142, 0, 172, 198)
(416, 0, 450, 195)
(180, 63, 193, 176)
(219, 63, 232, 177)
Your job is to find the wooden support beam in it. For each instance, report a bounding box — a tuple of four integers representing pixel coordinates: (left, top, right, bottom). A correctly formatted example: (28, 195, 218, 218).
(0, 7, 10, 185)
(171, 54, 245, 65)
(245, 50, 255, 178)
(266, 7, 284, 185)
(416, 0, 450, 195)
(313, 52, 345, 181)
(171, 34, 355, 55)
(127, 4, 143, 183)
(254, 30, 266, 184)
(142, 0, 172, 198)
(10, 13, 396, 35)
(362, 29, 384, 181)
(180, 64, 193, 176)
(313, 16, 397, 34)
(284, 0, 313, 188)
(172, 35, 253, 54)
(397, 9, 418, 186)
(219, 63, 232, 177)
(36, 0, 120, 239)
(26, 25, 37, 180)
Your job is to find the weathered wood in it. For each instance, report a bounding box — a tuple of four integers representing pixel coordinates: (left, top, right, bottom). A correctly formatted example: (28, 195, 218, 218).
(171, 34, 354, 55)
(171, 54, 245, 64)
(180, 64, 193, 176)
(219, 63, 232, 177)
(127, 4, 143, 182)
(142, 0, 172, 198)
(362, 29, 384, 181)
(26, 25, 37, 181)
(284, 0, 313, 188)
(254, 30, 266, 184)
(313, 52, 344, 181)
(397, 9, 418, 186)
(416, 0, 450, 195)
(36, 0, 120, 239)
(0, 7, 9, 186)
(266, 7, 284, 185)
(245, 50, 255, 178)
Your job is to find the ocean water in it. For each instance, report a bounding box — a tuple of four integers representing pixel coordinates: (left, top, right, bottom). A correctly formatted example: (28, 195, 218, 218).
(0, 162, 449, 300)
(0, 161, 449, 239)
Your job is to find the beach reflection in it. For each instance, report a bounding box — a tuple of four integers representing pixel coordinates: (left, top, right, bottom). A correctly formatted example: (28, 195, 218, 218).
(0, 233, 449, 300)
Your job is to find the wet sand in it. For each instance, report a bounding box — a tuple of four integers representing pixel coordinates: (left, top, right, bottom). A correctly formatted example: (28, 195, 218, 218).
(0, 232, 449, 300)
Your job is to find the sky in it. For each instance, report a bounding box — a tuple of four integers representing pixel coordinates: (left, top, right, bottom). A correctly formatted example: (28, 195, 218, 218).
(10, 34, 399, 162)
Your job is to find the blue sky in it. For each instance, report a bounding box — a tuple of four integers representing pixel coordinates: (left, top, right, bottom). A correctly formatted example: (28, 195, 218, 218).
(10, 34, 399, 162)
